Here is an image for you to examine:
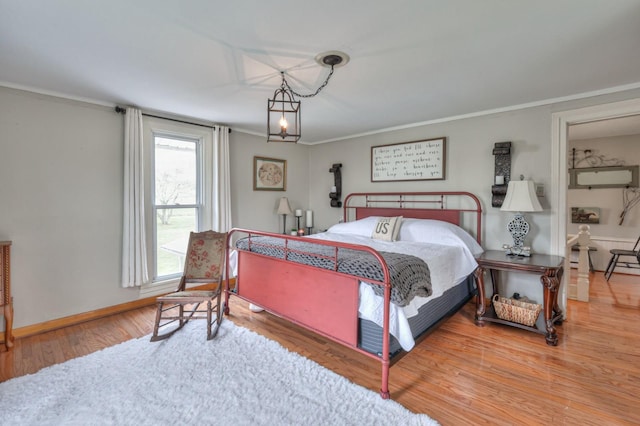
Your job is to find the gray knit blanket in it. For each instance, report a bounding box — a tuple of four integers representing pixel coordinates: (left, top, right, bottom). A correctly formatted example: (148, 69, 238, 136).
(235, 236, 432, 306)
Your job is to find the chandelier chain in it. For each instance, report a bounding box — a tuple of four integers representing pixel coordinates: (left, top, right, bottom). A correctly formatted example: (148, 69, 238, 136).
(283, 66, 335, 99)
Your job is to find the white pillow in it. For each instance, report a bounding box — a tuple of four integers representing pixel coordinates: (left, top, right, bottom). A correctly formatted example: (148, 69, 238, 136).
(399, 218, 484, 255)
(371, 216, 403, 241)
(326, 216, 381, 236)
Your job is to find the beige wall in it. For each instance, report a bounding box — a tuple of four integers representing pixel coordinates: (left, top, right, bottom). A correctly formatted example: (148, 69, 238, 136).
(0, 87, 129, 328)
(0, 87, 308, 329)
(307, 108, 554, 253)
(229, 132, 309, 234)
(2, 83, 640, 330)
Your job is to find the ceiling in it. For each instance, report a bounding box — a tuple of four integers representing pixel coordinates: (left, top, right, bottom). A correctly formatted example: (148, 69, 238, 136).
(2, 1, 640, 144)
(568, 114, 640, 140)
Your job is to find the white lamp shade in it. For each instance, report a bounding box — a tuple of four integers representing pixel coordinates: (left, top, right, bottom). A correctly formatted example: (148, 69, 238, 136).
(500, 180, 542, 212)
(277, 197, 293, 215)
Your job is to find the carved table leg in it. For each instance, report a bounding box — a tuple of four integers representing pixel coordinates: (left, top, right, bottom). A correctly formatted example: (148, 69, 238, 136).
(541, 269, 561, 346)
(474, 266, 486, 326)
(552, 267, 564, 325)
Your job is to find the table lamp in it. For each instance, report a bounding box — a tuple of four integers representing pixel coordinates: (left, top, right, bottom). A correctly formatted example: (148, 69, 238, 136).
(277, 197, 293, 234)
(500, 176, 542, 256)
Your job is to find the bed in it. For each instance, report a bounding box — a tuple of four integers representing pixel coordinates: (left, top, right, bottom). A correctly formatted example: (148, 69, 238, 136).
(224, 192, 483, 399)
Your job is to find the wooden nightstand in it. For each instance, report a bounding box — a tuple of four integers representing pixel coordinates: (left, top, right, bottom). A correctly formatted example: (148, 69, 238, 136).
(474, 250, 564, 346)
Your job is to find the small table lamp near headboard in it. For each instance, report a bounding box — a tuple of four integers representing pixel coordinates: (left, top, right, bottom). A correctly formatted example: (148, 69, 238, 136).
(500, 177, 543, 257)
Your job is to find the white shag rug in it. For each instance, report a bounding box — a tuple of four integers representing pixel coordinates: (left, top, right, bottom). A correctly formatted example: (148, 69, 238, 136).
(0, 319, 439, 426)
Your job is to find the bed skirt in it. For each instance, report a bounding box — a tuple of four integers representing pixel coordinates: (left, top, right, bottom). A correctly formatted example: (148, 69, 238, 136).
(358, 275, 476, 357)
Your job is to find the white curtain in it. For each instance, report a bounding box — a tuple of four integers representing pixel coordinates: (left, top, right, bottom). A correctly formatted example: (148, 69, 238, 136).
(212, 126, 232, 232)
(121, 107, 149, 287)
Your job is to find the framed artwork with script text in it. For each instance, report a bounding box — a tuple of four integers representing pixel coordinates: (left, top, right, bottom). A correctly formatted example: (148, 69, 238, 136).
(371, 137, 446, 182)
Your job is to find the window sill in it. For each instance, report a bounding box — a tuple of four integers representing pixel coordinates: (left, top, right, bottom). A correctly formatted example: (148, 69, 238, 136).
(139, 278, 179, 298)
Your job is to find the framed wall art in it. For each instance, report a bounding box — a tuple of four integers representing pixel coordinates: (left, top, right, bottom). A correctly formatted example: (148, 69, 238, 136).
(371, 137, 446, 182)
(254, 156, 287, 191)
(571, 207, 600, 224)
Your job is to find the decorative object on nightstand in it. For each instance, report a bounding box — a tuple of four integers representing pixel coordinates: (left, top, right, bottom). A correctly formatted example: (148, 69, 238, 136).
(305, 210, 313, 235)
(500, 176, 542, 257)
(277, 197, 293, 234)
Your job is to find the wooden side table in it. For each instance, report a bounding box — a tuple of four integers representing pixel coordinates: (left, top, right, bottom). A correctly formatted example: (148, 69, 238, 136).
(474, 250, 564, 346)
(1, 241, 13, 350)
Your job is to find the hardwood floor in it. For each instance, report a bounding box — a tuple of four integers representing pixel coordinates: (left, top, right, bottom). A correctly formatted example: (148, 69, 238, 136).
(2, 271, 638, 425)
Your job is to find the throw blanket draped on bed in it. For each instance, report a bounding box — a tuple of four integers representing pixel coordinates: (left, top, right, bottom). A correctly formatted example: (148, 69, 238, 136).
(235, 236, 432, 306)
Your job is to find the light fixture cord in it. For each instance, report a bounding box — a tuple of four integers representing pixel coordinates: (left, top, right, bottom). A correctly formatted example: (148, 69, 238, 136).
(282, 66, 335, 98)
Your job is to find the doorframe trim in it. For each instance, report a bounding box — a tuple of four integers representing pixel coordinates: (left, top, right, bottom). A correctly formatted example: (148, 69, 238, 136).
(551, 98, 640, 311)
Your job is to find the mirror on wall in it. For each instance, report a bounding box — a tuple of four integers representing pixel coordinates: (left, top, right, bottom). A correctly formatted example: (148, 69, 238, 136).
(568, 165, 639, 189)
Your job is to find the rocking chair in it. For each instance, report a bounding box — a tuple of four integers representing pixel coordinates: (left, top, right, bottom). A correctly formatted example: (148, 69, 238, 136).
(151, 230, 227, 341)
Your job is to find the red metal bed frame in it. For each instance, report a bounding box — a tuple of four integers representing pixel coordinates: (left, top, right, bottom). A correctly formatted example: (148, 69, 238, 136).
(224, 192, 482, 399)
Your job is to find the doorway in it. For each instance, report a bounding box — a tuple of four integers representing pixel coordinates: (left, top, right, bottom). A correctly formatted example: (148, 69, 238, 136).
(550, 98, 640, 314)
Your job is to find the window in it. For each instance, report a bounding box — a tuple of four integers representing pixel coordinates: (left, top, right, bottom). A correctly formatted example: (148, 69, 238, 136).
(140, 116, 214, 291)
(152, 134, 202, 280)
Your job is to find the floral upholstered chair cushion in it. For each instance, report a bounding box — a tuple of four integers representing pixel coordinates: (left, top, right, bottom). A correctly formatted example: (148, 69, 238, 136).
(184, 231, 226, 281)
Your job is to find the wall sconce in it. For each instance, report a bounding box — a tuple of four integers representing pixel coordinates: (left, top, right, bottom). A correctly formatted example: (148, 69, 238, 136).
(267, 51, 349, 143)
(500, 176, 543, 256)
(277, 197, 293, 234)
(491, 141, 511, 207)
(329, 163, 342, 207)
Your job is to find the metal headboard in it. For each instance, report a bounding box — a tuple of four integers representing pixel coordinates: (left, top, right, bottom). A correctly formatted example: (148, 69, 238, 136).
(342, 192, 483, 244)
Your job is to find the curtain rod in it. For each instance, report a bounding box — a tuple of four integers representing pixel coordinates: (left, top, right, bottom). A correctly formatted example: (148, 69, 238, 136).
(114, 106, 231, 133)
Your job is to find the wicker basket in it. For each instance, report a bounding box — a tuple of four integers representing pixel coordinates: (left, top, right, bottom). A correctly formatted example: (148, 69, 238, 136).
(492, 294, 542, 327)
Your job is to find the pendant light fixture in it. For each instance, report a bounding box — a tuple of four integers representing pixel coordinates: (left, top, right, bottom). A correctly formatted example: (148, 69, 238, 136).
(267, 51, 349, 143)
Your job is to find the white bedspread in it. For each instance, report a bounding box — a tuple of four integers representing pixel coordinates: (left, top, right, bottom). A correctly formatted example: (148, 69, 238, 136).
(308, 232, 479, 351)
